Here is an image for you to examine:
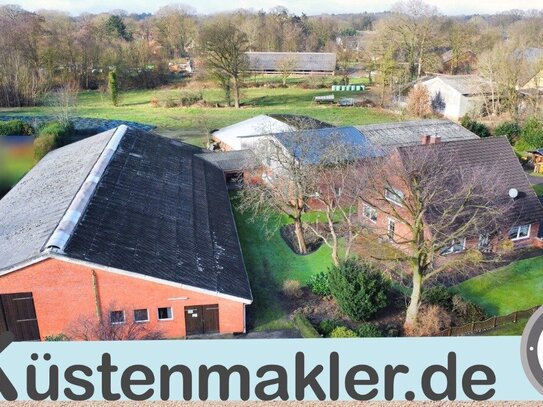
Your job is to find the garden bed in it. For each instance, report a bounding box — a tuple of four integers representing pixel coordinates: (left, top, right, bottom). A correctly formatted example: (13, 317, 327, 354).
(280, 224, 323, 255)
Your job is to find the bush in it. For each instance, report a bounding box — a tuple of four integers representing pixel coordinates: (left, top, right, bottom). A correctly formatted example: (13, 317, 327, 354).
(0, 120, 34, 136)
(495, 121, 521, 144)
(520, 116, 543, 149)
(318, 319, 342, 336)
(329, 326, 358, 338)
(452, 295, 488, 325)
(44, 333, 70, 341)
(282, 279, 303, 298)
(34, 134, 58, 160)
(328, 258, 390, 321)
(356, 322, 383, 338)
(407, 305, 452, 337)
(406, 86, 432, 118)
(422, 286, 453, 310)
(461, 116, 491, 138)
(292, 312, 321, 338)
(178, 90, 203, 107)
(37, 120, 74, 150)
(108, 70, 119, 106)
(308, 271, 330, 296)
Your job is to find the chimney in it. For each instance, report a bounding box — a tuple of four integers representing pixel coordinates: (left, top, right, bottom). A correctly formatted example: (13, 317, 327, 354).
(429, 135, 442, 144)
(420, 135, 431, 145)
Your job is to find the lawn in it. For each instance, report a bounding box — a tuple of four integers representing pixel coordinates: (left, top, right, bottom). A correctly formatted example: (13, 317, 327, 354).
(533, 183, 543, 196)
(456, 256, 543, 316)
(230, 193, 334, 331)
(0, 78, 396, 134)
(481, 318, 528, 336)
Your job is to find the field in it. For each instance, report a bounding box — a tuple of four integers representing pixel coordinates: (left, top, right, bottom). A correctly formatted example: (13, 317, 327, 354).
(0, 78, 396, 135)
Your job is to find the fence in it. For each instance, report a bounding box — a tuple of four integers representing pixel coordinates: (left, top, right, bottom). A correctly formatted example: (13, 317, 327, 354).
(438, 305, 540, 336)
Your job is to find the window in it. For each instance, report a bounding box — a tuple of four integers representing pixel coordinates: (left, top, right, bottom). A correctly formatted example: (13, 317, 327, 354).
(134, 309, 149, 323)
(509, 224, 531, 241)
(440, 239, 466, 255)
(385, 186, 404, 206)
(478, 234, 491, 252)
(109, 311, 125, 325)
(158, 307, 173, 320)
(387, 218, 396, 240)
(362, 204, 378, 223)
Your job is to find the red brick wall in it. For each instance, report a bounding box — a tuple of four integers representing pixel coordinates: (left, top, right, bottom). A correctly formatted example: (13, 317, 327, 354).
(0, 258, 246, 340)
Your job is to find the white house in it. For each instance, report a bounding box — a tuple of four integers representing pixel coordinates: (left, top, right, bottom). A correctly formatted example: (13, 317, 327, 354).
(416, 75, 495, 120)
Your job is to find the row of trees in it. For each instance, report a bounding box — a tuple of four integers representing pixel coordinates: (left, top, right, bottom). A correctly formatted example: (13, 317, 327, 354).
(238, 122, 512, 332)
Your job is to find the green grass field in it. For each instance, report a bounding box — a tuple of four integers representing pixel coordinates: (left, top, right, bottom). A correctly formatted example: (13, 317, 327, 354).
(1, 81, 396, 133)
(481, 318, 528, 336)
(456, 256, 543, 316)
(231, 193, 334, 331)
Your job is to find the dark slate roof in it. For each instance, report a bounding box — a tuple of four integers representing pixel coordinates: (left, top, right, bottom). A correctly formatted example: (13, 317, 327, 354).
(268, 114, 335, 130)
(0, 129, 116, 271)
(196, 150, 257, 172)
(246, 52, 336, 72)
(274, 126, 380, 165)
(356, 120, 479, 149)
(0, 127, 252, 302)
(398, 137, 543, 226)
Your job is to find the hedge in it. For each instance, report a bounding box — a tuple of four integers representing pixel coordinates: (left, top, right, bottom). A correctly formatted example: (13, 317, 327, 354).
(292, 312, 321, 338)
(0, 120, 34, 136)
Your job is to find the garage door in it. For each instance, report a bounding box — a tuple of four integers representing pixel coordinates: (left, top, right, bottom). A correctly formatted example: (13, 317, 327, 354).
(0, 293, 40, 341)
(184, 305, 219, 336)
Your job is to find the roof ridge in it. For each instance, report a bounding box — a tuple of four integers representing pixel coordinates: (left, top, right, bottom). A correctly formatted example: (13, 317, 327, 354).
(43, 125, 129, 253)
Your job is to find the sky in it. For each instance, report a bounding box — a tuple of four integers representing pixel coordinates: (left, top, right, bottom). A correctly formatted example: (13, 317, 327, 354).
(3, 0, 542, 16)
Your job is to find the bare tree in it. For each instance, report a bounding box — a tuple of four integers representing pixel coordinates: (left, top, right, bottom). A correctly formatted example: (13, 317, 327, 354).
(199, 17, 249, 108)
(277, 56, 296, 86)
(336, 48, 353, 85)
(305, 142, 368, 266)
(45, 81, 79, 126)
(378, 0, 441, 80)
(360, 144, 513, 332)
(153, 4, 196, 59)
(68, 305, 164, 341)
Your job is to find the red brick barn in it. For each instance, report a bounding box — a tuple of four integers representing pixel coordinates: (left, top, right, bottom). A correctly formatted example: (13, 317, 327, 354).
(0, 125, 252, 341)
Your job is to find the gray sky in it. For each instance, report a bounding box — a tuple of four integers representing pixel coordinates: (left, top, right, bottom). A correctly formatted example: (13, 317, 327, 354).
(3, 0, 542, 16)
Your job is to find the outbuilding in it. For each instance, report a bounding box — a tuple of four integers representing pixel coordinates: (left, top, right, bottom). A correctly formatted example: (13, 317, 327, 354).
(0, 126, 252, 341)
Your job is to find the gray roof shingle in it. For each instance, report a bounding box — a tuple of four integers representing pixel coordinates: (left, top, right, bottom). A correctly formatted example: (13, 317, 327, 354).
(356, 119, 479, 149)
(0, 127, 252, 302)
(398, 137, 543, 227)
(0, 128, 116, 271)
(196, 150, 257, 172)
(246, 52, 336, 73)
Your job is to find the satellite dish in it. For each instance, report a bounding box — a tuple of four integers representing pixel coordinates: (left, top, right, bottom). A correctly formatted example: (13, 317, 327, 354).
(509, 188, 519, 199)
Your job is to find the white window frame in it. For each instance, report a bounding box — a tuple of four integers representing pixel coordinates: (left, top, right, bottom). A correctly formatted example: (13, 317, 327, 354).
(133, 309, 149, 323)
(509, 224, 531, 241)
(157, 307, 174, 321)
(387, 217, 396, 240)
(362, 204, 378, 223)
(478, 234, 491, 251)
(385, 186, 404, 206)
(440, 238, 467, 256)
(109, 310, 126, 325)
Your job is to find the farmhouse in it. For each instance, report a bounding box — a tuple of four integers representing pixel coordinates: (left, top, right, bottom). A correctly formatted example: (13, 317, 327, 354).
(355, 119, 479, 149)
(416, 75, 495, 120)
(212, 114, 333, 151)
(0, 125, 252, 341)
(245, 52, 337, 75)
(359, 136, 543, 253)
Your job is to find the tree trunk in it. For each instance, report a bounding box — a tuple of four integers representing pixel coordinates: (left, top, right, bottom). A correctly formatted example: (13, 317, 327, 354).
(233, 76, 240, 108)
(404, 267, 422, 332)
(294, 218, 307, 254)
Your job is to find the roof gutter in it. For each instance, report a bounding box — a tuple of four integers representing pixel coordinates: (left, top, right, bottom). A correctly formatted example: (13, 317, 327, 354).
(44, 125, 128, 252)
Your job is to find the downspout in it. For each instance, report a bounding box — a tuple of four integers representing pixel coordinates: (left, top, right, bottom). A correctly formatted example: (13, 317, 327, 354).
(92, 270, 102, 322)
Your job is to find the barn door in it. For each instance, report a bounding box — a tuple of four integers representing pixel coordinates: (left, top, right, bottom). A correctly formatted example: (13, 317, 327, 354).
(184, 304, 219, 336)
(184, 306, 203, 336)
(202, 305, 219, 334)
(0, 293, 40, 341)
